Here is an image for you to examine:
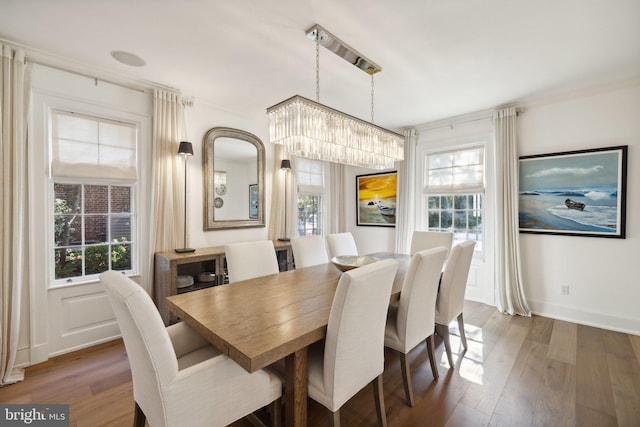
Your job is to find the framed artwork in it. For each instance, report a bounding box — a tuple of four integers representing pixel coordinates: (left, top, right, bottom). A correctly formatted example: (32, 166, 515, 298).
(519, 145, 627, 238)
(249, 184, 258, 219)
(356, 171, 397, 227)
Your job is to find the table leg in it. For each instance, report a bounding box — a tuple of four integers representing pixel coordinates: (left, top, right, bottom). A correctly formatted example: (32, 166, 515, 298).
(285, 348, 307, 427)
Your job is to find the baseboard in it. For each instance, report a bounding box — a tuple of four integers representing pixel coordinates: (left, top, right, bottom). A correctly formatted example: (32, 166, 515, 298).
(48, 334, 122, 358)
(528, 299, 640, 336)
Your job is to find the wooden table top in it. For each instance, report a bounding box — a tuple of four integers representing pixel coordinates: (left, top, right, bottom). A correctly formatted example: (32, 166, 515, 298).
(166, 252, 411, 373)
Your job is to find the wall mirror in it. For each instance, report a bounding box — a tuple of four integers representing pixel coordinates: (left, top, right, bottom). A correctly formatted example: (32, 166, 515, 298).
(203, 127, 265, 230)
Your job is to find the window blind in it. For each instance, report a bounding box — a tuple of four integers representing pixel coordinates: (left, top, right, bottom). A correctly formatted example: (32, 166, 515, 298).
(424, 146, 484, 194)
(51, 110, 137, 181)
(295, 156, 324, 194)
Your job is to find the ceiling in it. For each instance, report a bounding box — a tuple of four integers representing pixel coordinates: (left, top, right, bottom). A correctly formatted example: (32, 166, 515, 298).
(2, 0, 639, 129)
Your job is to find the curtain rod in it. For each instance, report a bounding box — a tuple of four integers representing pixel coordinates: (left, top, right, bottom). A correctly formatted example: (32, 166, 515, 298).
(25, 56, 181, 96)
(415, 105, 524, 132)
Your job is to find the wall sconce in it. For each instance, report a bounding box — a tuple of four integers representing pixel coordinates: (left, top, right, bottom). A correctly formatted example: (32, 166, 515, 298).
(214, 170, 227, 186)
(175, 141, 195, 253)
(278, 159, 292, 241)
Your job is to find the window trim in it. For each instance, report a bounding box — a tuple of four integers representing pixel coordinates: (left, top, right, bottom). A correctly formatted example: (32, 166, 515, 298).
(294, 157, 326, 236)
(421, 142, 487, 254)
(47, 107, 141, 288)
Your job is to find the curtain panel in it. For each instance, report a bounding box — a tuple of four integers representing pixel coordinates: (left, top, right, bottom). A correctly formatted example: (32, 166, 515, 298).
(493, 106, 530, 316)
(0, 44, 31, 385)
(149, 90, 184, 289)
(268, 144, 288, 240)
(395, 129, 417, 254)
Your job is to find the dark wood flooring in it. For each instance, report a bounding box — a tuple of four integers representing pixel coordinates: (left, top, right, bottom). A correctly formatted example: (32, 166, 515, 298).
(1, 301, 639, 427)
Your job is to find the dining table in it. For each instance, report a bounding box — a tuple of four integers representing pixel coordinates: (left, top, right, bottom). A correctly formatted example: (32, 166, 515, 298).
(165, 251, 411, 427)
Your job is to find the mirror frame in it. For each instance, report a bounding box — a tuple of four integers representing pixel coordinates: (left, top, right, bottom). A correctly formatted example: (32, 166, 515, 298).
(203, 127, 265, 230)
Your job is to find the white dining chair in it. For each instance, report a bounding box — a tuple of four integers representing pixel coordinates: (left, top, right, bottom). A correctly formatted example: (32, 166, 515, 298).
(290, 235, 329, 268)
(409, 230, 454, 257)
(99, 270, 282, 427)
(326, 232, 358, 259)
(224, 240, 280, 283)
(435, 240, 476, 368)
(384, 247, 448, 407)
(307, 258, 398, 427)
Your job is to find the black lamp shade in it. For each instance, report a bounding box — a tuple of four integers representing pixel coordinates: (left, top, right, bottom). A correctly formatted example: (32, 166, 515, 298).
(280, 159, 291, 170)
(178, 141, 194, 156)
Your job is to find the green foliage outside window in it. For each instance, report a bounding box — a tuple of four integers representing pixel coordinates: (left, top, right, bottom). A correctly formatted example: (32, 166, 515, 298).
(54, 183, 133, 281)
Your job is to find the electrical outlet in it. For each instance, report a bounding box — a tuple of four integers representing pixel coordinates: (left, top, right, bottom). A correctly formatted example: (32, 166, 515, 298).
(560, 284, 570, 295)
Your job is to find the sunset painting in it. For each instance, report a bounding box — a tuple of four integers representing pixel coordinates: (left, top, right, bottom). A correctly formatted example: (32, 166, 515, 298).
(356, 171, 397, 226)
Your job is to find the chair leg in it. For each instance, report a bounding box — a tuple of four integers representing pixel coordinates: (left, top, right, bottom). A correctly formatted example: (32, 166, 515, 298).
(425, 334, 439, 380)
(457, 313, 468, 350)
(439, 324, 455, 368)
(399, 352, 414, 407)
(328, 409, 340, 427)
(372, 374, 387, 427)
(133, 402, 146, 427)
(271, 397, 282, 427)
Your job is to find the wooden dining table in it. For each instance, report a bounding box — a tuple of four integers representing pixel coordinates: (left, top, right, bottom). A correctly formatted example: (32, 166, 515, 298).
(166, 251, 411, 427)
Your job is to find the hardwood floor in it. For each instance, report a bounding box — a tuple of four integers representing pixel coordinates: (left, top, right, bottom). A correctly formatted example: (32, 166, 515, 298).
(2, 301, 639, 427)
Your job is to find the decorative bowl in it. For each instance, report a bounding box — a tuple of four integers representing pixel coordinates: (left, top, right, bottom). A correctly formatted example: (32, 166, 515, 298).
(177, 275, 194, 288)
(198, 272, 217, 283)
(330, 255, 382, 272)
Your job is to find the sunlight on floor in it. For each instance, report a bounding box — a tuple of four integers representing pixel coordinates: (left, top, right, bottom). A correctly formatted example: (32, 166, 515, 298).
(439, 323, 485, 385)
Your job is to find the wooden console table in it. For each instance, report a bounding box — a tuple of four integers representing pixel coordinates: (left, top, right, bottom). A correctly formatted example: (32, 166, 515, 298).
(154, 240, 292, 325)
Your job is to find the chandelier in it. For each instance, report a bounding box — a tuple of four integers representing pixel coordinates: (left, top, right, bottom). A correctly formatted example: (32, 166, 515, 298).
(267, 25, 404, 170)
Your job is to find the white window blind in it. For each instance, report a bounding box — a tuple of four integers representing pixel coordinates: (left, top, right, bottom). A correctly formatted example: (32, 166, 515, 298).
(295, 156, 324, 194)
(51, 110, 137, 181)
(425, 146, 484, 194)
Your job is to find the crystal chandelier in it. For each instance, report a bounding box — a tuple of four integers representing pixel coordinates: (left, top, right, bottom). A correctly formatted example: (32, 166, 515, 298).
(267, 25, 404, 170)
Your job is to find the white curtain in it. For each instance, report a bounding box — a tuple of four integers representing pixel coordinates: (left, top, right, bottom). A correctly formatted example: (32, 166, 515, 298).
(394, 129, 417, 254)
(327, 162, 346, 233)
(494, 107, 530, 316)
(0, 44, 31, 385)
(268, 144, 289, 240)
(149, 90, 184, 283)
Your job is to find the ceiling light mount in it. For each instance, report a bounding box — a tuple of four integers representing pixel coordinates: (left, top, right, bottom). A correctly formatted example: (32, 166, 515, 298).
(305, 24, 381, 75)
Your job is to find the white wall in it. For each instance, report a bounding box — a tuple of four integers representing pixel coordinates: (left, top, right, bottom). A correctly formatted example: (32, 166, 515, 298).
(345, 166, 398, 254)
(182, 101, 274, 249)
(518, 79, 640, 334)
(17, 67, 278, 366)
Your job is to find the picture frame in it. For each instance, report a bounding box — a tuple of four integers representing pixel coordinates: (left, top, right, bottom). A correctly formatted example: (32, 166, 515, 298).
(249, 184, 258, 219)
(518, 145, 627, 238)
(356, 171, 397, 227)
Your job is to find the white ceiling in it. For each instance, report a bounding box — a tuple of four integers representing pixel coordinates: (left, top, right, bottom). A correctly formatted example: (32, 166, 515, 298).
(2, 0, 639, 129)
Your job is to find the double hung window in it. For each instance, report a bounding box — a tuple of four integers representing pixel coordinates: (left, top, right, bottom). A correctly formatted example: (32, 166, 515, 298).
(51, 110, 138, 284)
(295, 157, 324, 236)
(423, 146, 484, 250)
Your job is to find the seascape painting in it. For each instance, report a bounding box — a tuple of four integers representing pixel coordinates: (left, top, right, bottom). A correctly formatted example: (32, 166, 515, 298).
(518, 146, 627, 238)
(356, 171, 397, 227)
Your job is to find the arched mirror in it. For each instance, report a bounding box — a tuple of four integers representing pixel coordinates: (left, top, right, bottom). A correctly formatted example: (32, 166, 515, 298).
(203, 127, 265, 230)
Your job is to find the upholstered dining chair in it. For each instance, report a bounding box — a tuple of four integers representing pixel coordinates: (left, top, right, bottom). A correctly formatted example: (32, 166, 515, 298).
(224, 240, 280, 283)
(99, 270, 282, 427)
(307, 258, 398, 427)
(409, 230, 454, 257)
(290, 235, 329, 268)
(326, 232, 358, 259)
(384, 247, 448, 407)
(435, 240, 476, 368)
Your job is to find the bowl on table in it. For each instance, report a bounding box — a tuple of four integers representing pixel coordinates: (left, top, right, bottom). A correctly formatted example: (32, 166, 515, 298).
(330, 255, 383, 272)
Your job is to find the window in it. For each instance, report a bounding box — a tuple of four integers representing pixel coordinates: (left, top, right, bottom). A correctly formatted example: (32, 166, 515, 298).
(423, 146, 484, 250)
(51, 110, 137, 284)
(295, 157, 324, 236)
